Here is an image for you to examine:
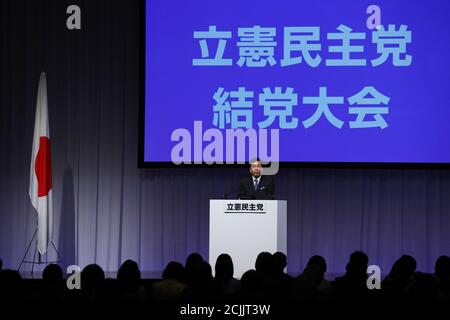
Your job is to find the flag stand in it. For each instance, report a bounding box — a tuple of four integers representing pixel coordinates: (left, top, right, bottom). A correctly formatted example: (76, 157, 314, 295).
(18, 227, 62, 278)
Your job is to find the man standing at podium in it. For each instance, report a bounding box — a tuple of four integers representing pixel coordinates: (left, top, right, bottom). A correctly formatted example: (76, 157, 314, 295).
(238, 159, 275, 200)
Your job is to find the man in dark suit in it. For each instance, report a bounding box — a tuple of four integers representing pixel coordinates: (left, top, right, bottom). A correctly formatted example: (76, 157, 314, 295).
(238, 159, 275, 200)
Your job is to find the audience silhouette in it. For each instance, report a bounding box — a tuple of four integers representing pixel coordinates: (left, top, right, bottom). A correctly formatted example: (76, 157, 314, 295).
(0, 252, 449, 304)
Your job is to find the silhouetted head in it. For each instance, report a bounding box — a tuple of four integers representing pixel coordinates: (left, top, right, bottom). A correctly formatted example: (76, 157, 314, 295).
(162, 261, 185, 282)
(215, 254, 234, 280)
(389, 255, 417, 281)
(346, 251, 369, 277)
(43, 264, 63, 284)
(255, 252, 274, 275)
(81, 264, 105, 292)
(294, 264, 324, 299)
(0, 270, 23, 299)
(435, 255, 450, 278)
(0, 258, 3, 271)
(0, 269, 22, 284)
(407, 272, 437, 300)
(185, 253, 203, 270)
(307, 255, 327, 275)
(117, 260, 141, 290)
(241, 269, 261, 293)
(190, 260, 213, 290)
(195, 261, 213, 279)
(184, 253, 204, 286)
(273, 252, 287, 273)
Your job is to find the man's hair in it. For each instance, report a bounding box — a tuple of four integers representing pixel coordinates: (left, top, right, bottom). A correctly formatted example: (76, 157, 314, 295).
(249, 158, 261, 166)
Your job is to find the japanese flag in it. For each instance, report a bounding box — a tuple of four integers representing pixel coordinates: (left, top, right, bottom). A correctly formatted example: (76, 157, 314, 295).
(29, 72, 53, 255)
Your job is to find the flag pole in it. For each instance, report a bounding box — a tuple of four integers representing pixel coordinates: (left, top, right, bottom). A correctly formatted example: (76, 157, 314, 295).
(18, 71, 62, 278)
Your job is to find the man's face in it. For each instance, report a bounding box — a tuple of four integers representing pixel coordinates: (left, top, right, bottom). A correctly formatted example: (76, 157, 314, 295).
(249, 161, 262, 177)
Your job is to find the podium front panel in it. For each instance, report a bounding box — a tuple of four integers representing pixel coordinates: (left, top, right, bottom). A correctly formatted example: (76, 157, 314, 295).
(209, 199, 287, 278)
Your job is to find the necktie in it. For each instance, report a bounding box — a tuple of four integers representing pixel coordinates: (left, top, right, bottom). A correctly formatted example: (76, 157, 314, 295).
(254, 178, 259, 191)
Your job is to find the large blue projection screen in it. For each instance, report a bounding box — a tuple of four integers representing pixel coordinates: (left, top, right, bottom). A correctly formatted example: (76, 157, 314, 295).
(143, 0, 450, 164)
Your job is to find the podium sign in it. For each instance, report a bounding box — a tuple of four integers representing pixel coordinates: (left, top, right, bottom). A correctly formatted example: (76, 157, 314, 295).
(209, 199, 287, 278)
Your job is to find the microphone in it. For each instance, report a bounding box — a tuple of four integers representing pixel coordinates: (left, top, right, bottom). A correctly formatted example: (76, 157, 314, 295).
(222, 188, 240, 199)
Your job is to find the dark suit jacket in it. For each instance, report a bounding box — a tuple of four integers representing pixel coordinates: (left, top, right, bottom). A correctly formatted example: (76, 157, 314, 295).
(238, 175, 275, 200)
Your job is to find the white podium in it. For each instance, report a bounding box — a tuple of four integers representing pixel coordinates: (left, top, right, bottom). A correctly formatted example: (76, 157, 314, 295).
(209, 199, 287, 278)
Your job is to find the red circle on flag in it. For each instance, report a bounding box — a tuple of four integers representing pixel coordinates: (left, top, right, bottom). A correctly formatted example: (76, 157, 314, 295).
(35, 137, 52, 197)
